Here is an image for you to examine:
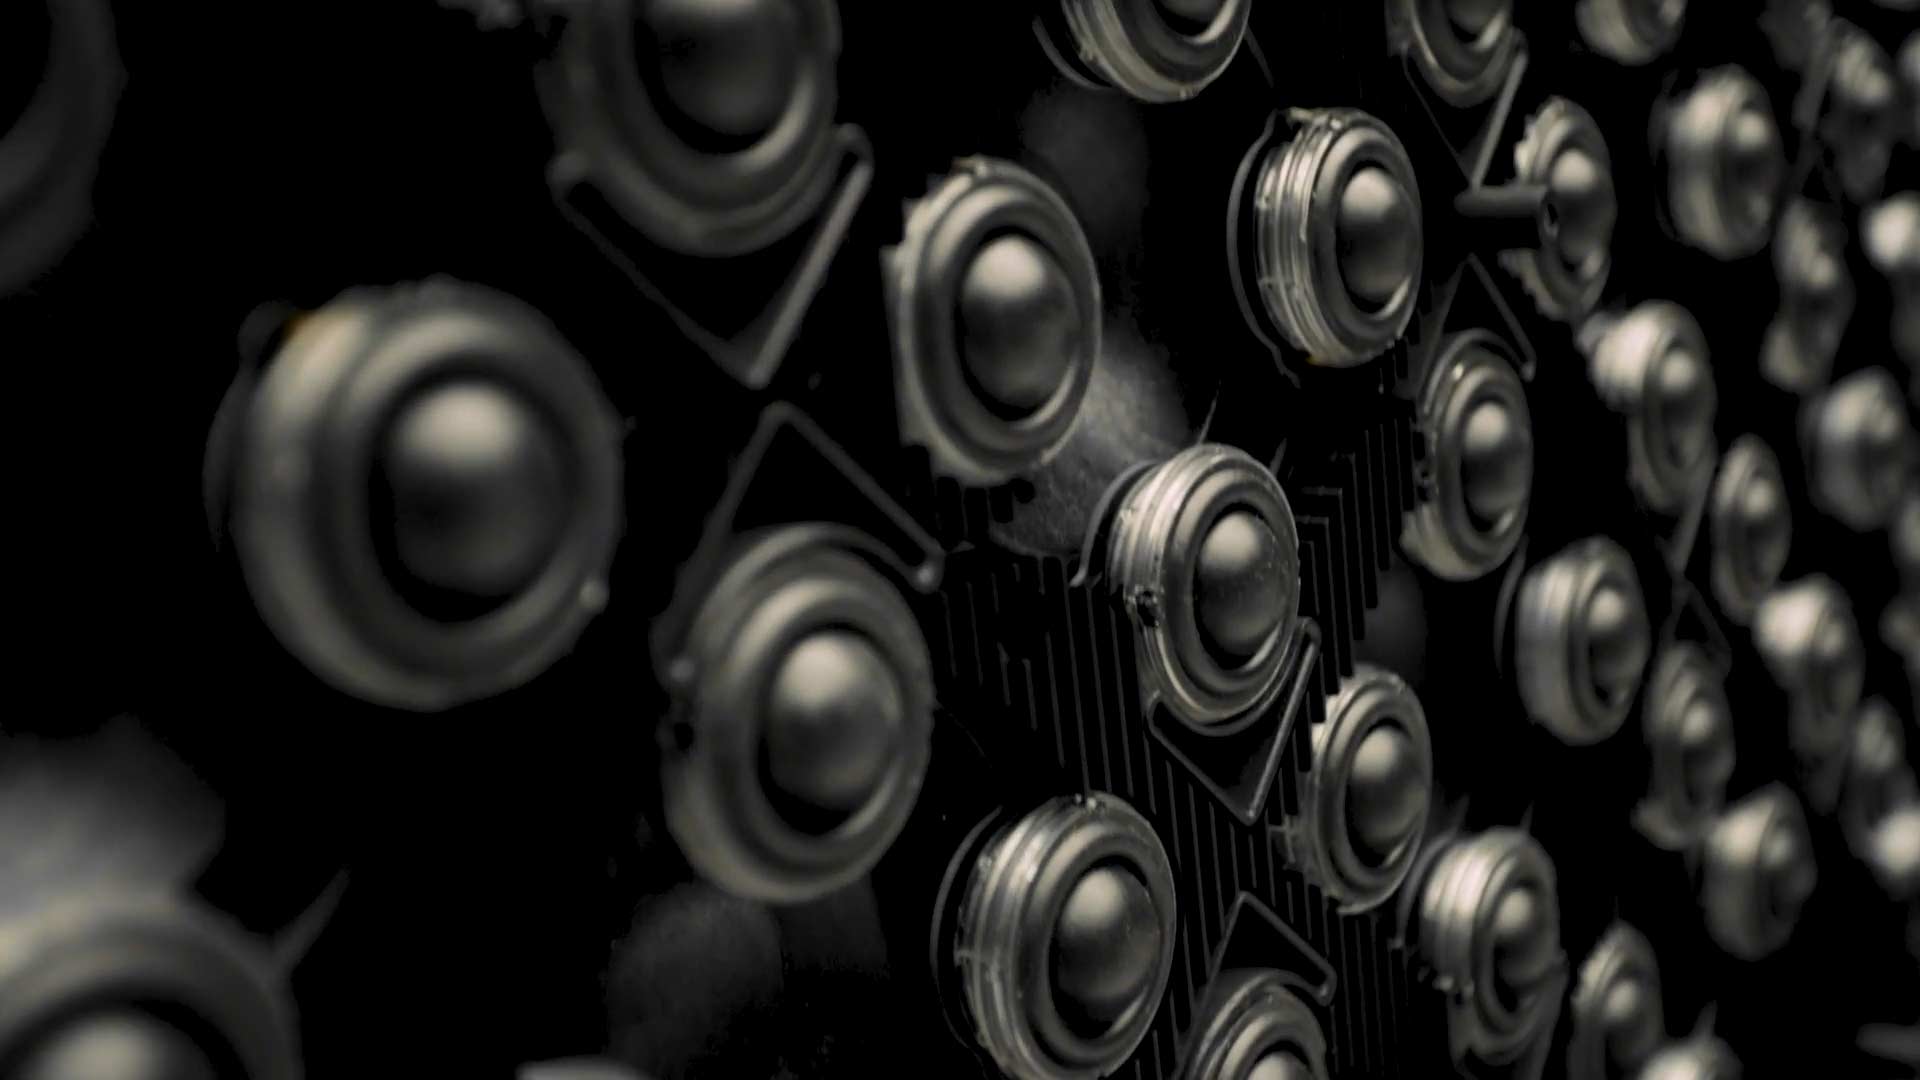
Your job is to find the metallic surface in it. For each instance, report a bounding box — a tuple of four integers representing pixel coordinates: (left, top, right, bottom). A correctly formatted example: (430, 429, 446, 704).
(1110, 443, 1300, 729)
(662, 527, 933, 902)
(210, 282, 625, 711)
(1575, 0, 1685, 66)
(1401, 331, 1534, 581)
(1703, 785, 1817, 960)
(1388, 0, 1517, 107)
(1755, 577, 1868, 782)
(1565, 922, 1664, 1080)
(1658, 66, 1783, 260)
(1514, 537, 1651, 745)
(0, 896, 301, 1080)
(1762, 199, 1856, 393)
(1804, 367, 1914, 532)
(953, 793, 1177, 1080)
(1637, 1036, 1742, 1080)
(0, 0, 119, 294)
(1251, 109, 1423, 366)
(1707, 436, 1792, 624)
(1181, 970, 1329, 1080)
(17, 3, 1920, 1076)
(1285, 663, 1433, 913)
(887, 158, 1099, 485)
(1635, 643, 1735, 850)
(1405, 828, 1565, 1070)
(1503, 97, 1615, 320)
(539, 0, 844, 256)
(1051, 0, 1251, 102)
(1584, 300, 1718, 514)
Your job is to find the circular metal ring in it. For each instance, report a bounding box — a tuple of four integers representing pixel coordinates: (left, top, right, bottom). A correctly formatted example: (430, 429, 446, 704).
(664, 525, 934, 904)
(1566, 923, 1665, 1080)
(541, 0, 843, 256)
(1755, 576, 1865, 761)
(1575, 0, 1686, 66)
(1708, 436, 1792, 624)
(1864, 195, 1920, 370)
(0, 895, 299, 1080)
(1293, 663, 1433, 913)
(1636, 643, 1736, 851)
(1762, 199, 1855, 393)
(1661, 67, 1784, 260)
(1514, 537, 1650, 745)
(1052, 0, 1251, 103)
(1819, 24, 1898, 206)
(1863, 803, 1920, 901)
(1703, 784, 1816, 960)
(1388, 0, 1519, 107)
(1866, 194, 1920, 378)
(0, 0, 119, 294)
(1839, 699, 1917, 860)
(1403, 331, 1533, 581)
(888, 158, 1100, 486)
(1505, 98, 1613, 321)
(955, 792, 1177, 1080)
(1864, 193, 1920, 283)
(1587, 301, 1719, 514)
(1182, 969, 1329, 1080)
(1411, 828, 1564, 1066)
(1251, 108, 1424, 367)
(1804, 367, 1915, 532)
(219, 281, 624, 711)
(1110, 444, 1300, 730)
